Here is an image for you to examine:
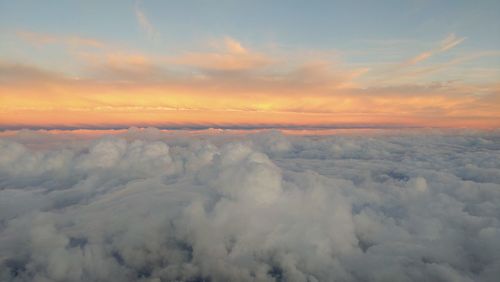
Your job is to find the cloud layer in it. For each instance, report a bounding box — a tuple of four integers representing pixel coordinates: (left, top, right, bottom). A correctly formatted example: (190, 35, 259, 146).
(1, 129, 500, 281)
(2, 32, 500, 129)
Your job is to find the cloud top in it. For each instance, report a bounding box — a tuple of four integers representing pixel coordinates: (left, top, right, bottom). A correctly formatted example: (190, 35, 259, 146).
(1, 129, 500, 281)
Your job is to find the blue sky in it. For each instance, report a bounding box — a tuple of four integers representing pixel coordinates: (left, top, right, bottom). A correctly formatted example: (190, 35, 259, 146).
(1, 0, 499, 58)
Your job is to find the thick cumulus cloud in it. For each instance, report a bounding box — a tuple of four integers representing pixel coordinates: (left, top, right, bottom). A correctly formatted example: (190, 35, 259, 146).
(1, 130, 500, 281)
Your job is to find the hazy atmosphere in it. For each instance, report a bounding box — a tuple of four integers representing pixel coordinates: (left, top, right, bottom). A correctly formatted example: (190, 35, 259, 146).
(1, 1, 499, 281)
(1, 0, 499, 129)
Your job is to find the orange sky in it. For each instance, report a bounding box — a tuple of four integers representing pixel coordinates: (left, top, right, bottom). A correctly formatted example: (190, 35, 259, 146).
(1, 35, 499, 129)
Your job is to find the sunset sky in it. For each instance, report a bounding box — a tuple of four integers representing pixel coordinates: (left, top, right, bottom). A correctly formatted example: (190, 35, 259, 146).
(1, 0, 499, 130)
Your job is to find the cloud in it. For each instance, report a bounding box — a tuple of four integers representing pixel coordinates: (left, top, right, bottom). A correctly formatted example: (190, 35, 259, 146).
(405, 51, 500, 77)
(439, 33, 466, 52)
(406, 33, 466, 66)
(0, 61, 67, 84)
(221, 37, 249, 54)
(16, 31, 57, 46)
(407, 51, 432, 65)
(171, 37, 273, 71)
(361, 34, 498, 87)
(0, 129, 500, 281)
(134, 0, 157, 39)
(3, 57, 499, 129)
(2, 32, 499, 129)
(17, 31, 105, 49)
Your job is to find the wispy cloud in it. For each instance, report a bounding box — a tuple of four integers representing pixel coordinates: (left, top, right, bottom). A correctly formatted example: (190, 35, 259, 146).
(361, 33, 472, 85)
(3, 32, 499, 129)
(134, 0, 157, 39)
(17, 31, 105, 48)
(439, 33, 466, 52)
(406, 33, 466, 65)
(2, 53, 499, 129)
(16, 31, 56, 46)
(221, 37, 249, 54)
(170, 37, 273, 71)
(407, 50, 500, 77)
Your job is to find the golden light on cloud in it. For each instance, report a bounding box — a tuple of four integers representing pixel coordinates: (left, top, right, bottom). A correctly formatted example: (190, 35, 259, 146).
(1, 35, 499, 130)
(170, 37, 273, 71)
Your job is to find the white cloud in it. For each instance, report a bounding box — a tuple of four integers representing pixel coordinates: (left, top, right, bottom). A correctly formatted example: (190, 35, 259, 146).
(1, 129, 500, 281)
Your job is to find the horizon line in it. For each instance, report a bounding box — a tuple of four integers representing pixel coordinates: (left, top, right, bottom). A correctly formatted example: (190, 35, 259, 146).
(0, 124, 429, 132)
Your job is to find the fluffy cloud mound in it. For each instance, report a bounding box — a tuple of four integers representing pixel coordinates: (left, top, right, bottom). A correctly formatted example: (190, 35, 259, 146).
(1, 130, 499, 281)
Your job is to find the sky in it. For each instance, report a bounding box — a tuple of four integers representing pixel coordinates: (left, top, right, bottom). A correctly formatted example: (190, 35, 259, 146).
(0, 0, 499, 129)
